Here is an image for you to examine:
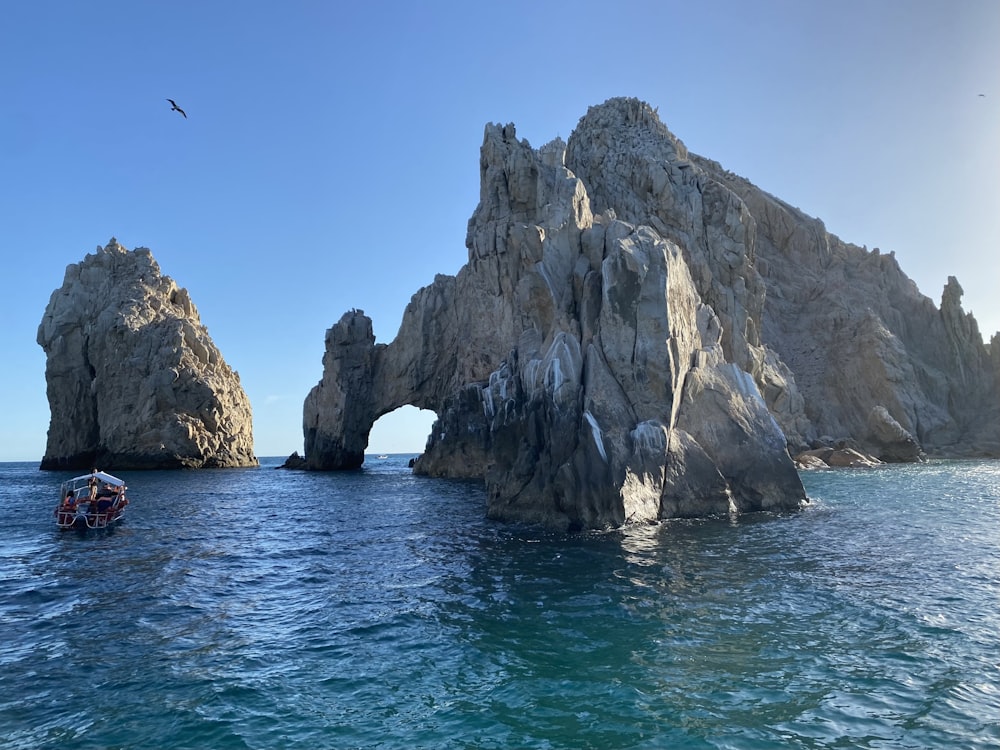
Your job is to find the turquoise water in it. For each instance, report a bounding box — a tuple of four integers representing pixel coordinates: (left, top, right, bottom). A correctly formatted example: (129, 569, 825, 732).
(1, 457, 998, 749)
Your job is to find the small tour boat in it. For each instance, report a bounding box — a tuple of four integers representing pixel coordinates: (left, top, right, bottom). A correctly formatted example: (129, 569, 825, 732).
(55, 471, 129, 530)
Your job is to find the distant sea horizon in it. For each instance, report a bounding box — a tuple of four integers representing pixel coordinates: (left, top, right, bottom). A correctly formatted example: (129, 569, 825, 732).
(0, 452, 424, 467)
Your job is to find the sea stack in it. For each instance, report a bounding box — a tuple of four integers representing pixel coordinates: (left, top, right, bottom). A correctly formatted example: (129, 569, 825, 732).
(37, 239, 257, 470)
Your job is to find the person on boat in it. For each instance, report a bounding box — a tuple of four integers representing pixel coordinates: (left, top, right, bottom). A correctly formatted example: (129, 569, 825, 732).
(56, 491, 77, 525)
(88, 469, 99, 501)
(96, 494, 114, 519)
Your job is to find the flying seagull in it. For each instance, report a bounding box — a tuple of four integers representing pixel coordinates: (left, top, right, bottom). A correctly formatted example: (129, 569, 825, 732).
(166, 98, 187, 118)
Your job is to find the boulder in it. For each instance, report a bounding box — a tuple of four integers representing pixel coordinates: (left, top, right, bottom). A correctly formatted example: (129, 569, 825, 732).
(37, 239, 257, 470)
(278, 451, 307, 470)
(866, 405, 925, 463)
(794, 453, 830, 471)
(795, 447, 882, 469)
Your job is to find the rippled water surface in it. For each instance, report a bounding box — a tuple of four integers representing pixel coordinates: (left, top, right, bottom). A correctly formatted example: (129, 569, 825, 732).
(2, 457, 999, 749)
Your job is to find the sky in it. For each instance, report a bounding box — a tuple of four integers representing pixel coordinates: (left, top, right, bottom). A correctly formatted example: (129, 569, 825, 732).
(2, 0, 998, 462)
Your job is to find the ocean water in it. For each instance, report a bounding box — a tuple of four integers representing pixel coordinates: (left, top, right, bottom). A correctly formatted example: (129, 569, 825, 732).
(1, 457, 998, 750)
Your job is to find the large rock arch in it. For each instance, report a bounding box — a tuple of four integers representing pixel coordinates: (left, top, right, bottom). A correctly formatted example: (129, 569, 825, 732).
(302, 105, 807, 529)
(304, 97, 1000, 528)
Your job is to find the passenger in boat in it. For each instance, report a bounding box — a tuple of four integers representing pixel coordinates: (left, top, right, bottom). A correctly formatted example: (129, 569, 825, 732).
(96, 494, 114, 516)
(88, 470, 99, 501)
(56, 490, 76, 521)
(57, 491, 77, 524)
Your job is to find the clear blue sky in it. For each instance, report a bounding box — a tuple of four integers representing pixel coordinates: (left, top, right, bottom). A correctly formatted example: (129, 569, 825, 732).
(2, 1, 998, 462)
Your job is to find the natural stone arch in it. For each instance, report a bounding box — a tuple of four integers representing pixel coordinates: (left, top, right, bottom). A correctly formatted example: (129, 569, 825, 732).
(301, 102, 808, 529)
(304, 96, 1000, 529)
(303, 305, 464, 471)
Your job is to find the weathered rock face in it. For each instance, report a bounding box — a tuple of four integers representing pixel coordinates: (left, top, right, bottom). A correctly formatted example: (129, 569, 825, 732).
(565, 100, 999, 459)
(303, 311, 378, 470)
(37, 239, 257, 470)
(304, 97, 999, 527)
(697, 164, 1000, 458)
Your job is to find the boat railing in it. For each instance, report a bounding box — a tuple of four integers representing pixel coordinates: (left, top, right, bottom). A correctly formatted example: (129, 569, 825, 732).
(55, 510, 79, 529)
(55, 497, 127, 530)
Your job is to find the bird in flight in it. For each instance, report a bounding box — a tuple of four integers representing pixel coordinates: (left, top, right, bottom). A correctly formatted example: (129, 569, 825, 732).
(166, 98, 187, 118)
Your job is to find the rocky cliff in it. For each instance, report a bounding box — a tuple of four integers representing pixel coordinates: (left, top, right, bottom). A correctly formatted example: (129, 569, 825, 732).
(692, 162, 1000, 459)
(37, 239, 257, 470)
(303, 98, 1000, 528)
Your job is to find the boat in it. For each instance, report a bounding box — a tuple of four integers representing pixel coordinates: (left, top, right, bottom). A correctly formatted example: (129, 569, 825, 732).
(55, 471, 129, 530)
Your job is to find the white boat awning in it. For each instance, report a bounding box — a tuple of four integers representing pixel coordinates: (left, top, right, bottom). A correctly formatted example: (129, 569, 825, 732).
(68, 471, 125, 487)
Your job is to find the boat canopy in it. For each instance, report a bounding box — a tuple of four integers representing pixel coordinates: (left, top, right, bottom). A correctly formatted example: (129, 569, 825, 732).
(68, 471, 125, 487)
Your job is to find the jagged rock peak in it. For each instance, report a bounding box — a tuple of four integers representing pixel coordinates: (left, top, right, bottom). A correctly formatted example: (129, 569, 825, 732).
(37, 239, 257, 470)
(574, 97, 689, 161)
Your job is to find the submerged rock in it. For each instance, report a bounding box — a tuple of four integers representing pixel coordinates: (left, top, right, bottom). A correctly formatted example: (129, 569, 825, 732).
(37, 239, 257, 470)
(278, 451, 307, 470)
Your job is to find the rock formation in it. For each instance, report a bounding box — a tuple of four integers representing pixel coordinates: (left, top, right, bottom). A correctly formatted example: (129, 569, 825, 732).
(37, 239, 257, 470)
(303, 98, 1000, 527)
(697, 167, 1000, 460)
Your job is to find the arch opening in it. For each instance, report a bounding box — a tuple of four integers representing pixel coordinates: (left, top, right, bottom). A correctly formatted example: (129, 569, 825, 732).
(366, 405, 437, 459)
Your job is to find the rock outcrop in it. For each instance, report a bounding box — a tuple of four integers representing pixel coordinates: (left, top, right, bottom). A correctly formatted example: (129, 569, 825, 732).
(303, 97, 1000, 528)
(37, 239, 257, 470)
(697, 164, 1000, 458)
(795, 446, 883, 470)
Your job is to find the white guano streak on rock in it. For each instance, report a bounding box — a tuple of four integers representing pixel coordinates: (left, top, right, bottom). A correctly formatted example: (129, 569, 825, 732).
(535, 260, 559, 308)
(733, 365, 785, 449)
(733, 366, 766, 407)
(631, 420, 665, 453)
(584, 410, 608, 462)
(481, 384, 495, 419)
(545, 357, 563, 395)
(524, 359, 541, 395)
